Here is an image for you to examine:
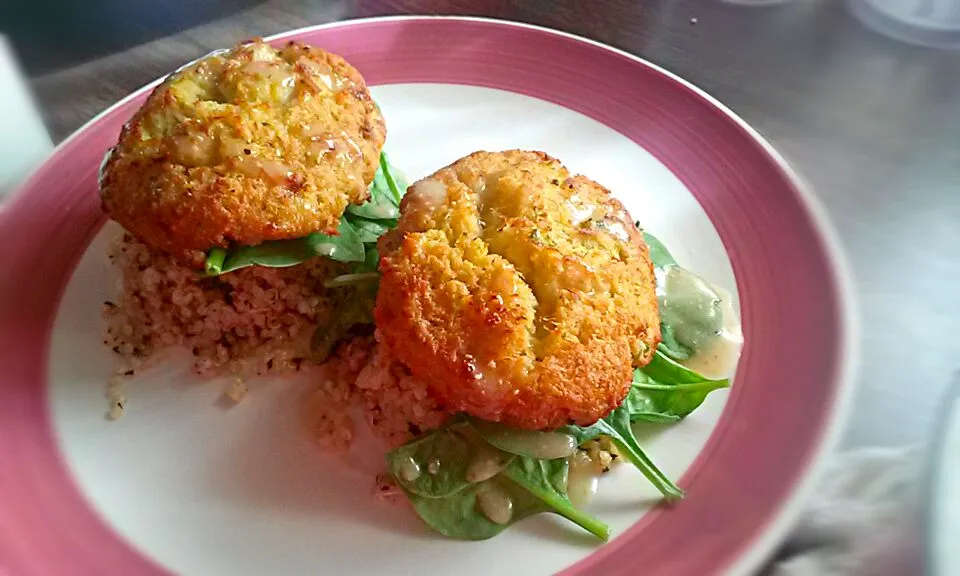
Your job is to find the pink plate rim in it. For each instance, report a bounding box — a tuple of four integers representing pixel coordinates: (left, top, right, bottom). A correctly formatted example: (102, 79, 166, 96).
(0, 16, 858, 576)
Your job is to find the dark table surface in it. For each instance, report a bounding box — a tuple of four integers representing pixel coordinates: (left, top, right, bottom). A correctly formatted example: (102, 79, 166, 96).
(11, 0, 960, 450)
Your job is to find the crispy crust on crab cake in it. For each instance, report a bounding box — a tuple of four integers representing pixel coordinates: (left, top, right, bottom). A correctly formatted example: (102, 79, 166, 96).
(100, 39, 386, 263)
(375, 150, 661, 430)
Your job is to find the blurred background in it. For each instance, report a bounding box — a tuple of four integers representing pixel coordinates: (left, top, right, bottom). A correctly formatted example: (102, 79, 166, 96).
(1, 0, 958, 572)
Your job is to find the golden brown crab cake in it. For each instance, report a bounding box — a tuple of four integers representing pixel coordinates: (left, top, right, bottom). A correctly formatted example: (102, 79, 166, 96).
(375, 150, 661, 430)
(100, 39, 386, 263)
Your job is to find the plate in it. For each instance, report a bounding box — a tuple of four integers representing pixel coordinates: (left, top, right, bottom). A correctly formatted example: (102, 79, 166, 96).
(0, 16, 856, 576)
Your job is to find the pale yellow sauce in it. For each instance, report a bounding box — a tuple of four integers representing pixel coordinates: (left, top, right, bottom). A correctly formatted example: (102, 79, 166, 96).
(397, 455, 421, 482)
(566, 450, 601, 509)
(172, 133, 215, 166)
(476, 424, 578, 460)
(412, 179, 448, 209)
(466, 454, 507, 483)
(681, 284, 743, 380)
(340, 131, 363, 161)
(476, 484, 514, 525)
(259, 160, 294, 183)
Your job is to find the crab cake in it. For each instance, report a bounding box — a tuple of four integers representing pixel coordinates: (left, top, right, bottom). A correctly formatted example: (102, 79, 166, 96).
(375, 151, 661, 430)
(100, 39, 386, 263)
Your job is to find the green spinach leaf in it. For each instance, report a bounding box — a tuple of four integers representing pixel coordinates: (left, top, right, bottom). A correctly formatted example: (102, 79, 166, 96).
(379, 152, 405, 205)
(348, 217, 396, 244)
(501, 457, 609, 540)
(403, 460, 608, 541)
(218, 218, 365, 274)
(642, 229, 677, 269)
(386, 424, 513, 499)
(640, 230, 690, 361)
(204, 247, 227, 275)
(403, 478, 543, 541)
(467, 417, 578, 460)
(630, 351, 729, 420)
(622, 385, 682, 424)
(345, 201, 400, 221)
(658, 324, 692, 361)
(562, 404, 684, 501)
(205, 152, 406, 275)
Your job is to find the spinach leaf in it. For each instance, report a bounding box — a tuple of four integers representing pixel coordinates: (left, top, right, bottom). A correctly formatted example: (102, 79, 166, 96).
(557, 351, 728, 497)
(403, 477, 544, 541)
(658, 324, 692, 361)
(379, 152, 405, 205)
(501, 457, 610, 540)
(640, 230, 690, 361)
(622, 385, 682, 424)
(562, 404, 684, 501)
(348, 217, 396, 244)
(468, 417, 578, 460)
(205, 247, 227, 275)
(403, 460, 608, 541)
(205, 152, 406, 275)
(345, 155, 407, 219)
(345, 201, 399, 221)
(642, 230, 717, 362)
(386, 424, 513, 499)
(325, 234, 382, 284)
(643, 349, 717, 384)
(642, 230, 677, 269)
(630, 351, 729, 420)
(218, 218, 365, 274)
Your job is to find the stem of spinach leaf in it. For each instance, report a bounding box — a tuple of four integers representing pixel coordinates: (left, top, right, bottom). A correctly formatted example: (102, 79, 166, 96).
(502, 464, 610, 540)
(593, 419, 684, 501)
(205, 247, 226, 275)
(380, 153, 403, 205)
(631, 380, 729, 394)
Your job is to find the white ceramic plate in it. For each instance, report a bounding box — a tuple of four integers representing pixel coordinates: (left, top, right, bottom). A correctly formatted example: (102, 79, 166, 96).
(0, 17, 855, 576)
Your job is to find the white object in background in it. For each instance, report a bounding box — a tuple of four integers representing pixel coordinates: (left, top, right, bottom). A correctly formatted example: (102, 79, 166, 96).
(0, 35, 52, 198)
(770, 447, 924, 576)
(849, 0, 960, 48)
(930, 375, 960, 576)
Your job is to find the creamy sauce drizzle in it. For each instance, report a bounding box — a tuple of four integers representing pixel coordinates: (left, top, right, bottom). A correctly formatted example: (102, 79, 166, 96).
(466, 454, 507, 483)
(655, 265, 743, 379)
(259, 160, 294, 183)
(243, 60, 294, 84)
(681, 284, 743, 380)
(397, 455, 421, 482)
(172, 133, 215, 166)
(340, 131, 363, 161)
(656, 265, 723, 351)
(567, 451, 601, 509)
(474, 421, 578, 460)
(476, 484, 513, 525)
(363, 203, 400, 220)
(412, 179, 448, 209)
(314, 243, 338, 258)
